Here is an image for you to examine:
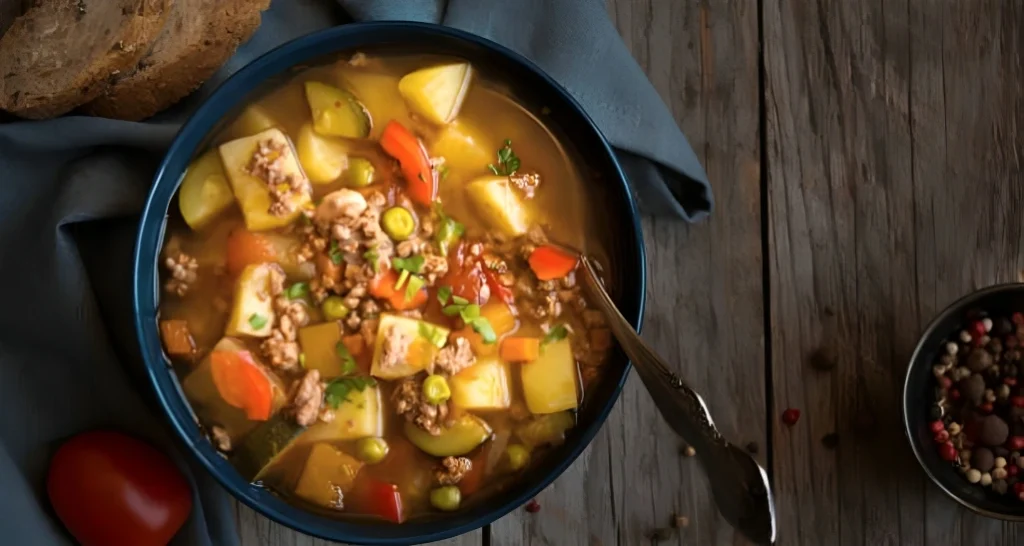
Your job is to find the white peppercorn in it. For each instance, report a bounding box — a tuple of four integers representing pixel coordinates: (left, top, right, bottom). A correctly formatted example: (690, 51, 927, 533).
(981, 472, 993, 486)
(996, 457, 1007, 469)
(949, 422, 962, 436)
(947, 341, 959, 355)
(994, 479, 1009, 495)
(961, 331, 973, 344)
(999, 384, 1012, 400)
(967, 469, 982, 483)
(985, 389, 997, 403)
(961, 449, 972, 461)
(933, 364, 947, 377)
(993, 468, 1008, 480)
(983, 318, 994, 332)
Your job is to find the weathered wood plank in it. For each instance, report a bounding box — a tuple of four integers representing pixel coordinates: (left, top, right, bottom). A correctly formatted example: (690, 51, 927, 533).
(766, 0, 1024, 544)
(235, 502, 481, 546)
(490, 0, 764, 545)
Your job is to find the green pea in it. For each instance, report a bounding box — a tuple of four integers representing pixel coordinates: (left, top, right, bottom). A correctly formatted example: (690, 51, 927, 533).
(422, 374, 451, 405)
(355, 437, 389, 464)
(381, 206, 416, 241)
(346, 157, 376, 188)
(430, 485, 462, 512)
(506, 444, 531, 471)
(321, 295, 349, 321)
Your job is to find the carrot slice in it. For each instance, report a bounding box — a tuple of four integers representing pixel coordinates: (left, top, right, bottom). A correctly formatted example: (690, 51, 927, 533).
(528, 245, 579, 281)
(210, 350, 273, 421)
(159, 319, 196, 357)
(369, 269, 428, 311)
(500, 337, 540, 362)
(380, 121, 436, 206)
(341, 334, 365, 357)
(225, 228, 276, 276)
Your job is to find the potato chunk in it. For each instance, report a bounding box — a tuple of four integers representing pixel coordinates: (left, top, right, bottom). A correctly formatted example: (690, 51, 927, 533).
(450, 357, 511, 410)
(370, 314, 450, 380)
(300, 385, 383, 443)
(178, 150, 234, 230)
(294, 443, 363, 509)
(219, 128, 312, 231)
(398, 63, 473, 125)
(465, 175, 530, 237)
(225, 263, 276, 338)
(295, 123, 348, 184)
(520, 338, 579, 414)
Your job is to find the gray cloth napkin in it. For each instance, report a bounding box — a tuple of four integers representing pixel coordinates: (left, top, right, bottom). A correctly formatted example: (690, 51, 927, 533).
(0, 1, 711, 544)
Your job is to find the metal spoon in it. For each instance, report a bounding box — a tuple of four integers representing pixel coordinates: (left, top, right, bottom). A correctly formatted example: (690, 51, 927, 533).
(578, 255, 777, 545)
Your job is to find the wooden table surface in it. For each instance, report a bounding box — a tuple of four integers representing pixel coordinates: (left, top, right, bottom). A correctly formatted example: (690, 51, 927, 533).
(237, 0, 1024, 544)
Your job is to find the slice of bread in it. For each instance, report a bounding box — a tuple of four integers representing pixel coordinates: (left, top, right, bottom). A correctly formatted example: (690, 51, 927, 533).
(82, 0, 269, 121)
(0, 0, 172, 119)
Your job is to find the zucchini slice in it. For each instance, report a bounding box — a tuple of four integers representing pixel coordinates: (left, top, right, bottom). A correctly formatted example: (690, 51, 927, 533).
(304, 81, 371, 138)
(230, 413, 306, 482)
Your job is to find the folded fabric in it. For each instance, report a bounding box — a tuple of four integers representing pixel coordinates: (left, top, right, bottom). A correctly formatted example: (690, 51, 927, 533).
(0, 1, 711, 545)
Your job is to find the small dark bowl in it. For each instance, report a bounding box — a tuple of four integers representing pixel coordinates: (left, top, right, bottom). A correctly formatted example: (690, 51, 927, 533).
(133, 22, 646, 545)
(903, 283, 1024, 520)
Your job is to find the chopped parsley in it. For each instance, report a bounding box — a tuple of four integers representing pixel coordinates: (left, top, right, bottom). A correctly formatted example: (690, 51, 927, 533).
(418, 320, 449, 348)
(441, 300, 496, 344)
(433, 203, 464, 257)
(285, 282, 309, 300)
(392, 254, 425, 274)
(437, 286, 453, 305)
(324, 376, 377, 408)
(542, 324, 570, 345)
(248, 313, 268, 330)
(488, 139, 521, 176)
(328, 240, 343, 265)
(335, 341, 358, 375)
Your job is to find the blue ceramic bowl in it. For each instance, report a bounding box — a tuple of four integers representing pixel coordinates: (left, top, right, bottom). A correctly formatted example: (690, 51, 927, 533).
(134, 22, 646, 545)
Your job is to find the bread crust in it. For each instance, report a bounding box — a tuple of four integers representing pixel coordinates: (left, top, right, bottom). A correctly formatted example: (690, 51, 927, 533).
(0, 0, 172, 119)
(82, 0, 269, 121)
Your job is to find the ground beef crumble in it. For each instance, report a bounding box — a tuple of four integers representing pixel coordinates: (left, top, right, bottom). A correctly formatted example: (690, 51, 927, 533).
(379, 323, 414, 372)
(435, 456, 472, 485)
(261, 265, 309, 370)
(393, 376, 450, 436)
(289, 369, 324, 426)
(509, 172, 541, 199)
(246, 138, 309, 217)
(163, 251, 198, 296)
(434, 336, 476, 376)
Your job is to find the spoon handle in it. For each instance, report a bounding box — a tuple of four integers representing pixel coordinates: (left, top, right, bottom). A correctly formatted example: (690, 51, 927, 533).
(579, 258, 726, 451)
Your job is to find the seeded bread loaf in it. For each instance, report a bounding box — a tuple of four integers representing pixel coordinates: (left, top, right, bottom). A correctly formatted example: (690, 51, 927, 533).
(82, 0, 270, 121)
(0, 0, 172, 119)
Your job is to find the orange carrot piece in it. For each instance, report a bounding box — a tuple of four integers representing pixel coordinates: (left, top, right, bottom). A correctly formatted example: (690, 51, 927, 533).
(527, 245, 579, 281)
(341, 334, 365, 357)
(210, 350, 273, 421)
(500, 337, 540, 362)
(369, 269, 428, 311)
(159, 319, 195, 357)
(225, 228, 276, 276)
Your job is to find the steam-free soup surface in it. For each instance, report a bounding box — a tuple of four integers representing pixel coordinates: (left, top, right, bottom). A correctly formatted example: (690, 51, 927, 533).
(158, 52, 613, 522)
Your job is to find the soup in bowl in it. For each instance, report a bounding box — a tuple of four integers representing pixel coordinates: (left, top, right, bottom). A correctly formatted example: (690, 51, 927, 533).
(135, 23, 644, 543)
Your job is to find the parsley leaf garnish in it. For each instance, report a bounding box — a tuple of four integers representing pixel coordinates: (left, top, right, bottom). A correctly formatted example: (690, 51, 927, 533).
(335, 341, 357, 375)
(392, 254, 425, 274)
(328, 240, 343, 265)
(488, 139, 521, 176)
(285, 282, 309, 300)
(542, 324, 570, 345)
(324, 376, 377, 408)
(248, 313, 268, 330)
(440, 300, 496, 344)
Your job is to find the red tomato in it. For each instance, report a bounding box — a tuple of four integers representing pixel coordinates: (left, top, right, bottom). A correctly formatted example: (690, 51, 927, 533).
(440, 243, 488, 304)
(352, 476, 405, 523)
(47, 431, 192, 546)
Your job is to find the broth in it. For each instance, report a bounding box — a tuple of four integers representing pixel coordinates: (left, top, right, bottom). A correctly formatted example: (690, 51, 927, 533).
(157, 52, 613, 522)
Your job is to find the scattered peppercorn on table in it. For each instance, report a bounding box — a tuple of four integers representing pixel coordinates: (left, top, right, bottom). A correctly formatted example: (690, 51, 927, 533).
(236, 0, 1024, 545)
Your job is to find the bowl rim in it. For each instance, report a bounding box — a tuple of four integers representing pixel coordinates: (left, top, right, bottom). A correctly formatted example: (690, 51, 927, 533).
(133, 21, 647, 544)
(902, 282, 1024, 521)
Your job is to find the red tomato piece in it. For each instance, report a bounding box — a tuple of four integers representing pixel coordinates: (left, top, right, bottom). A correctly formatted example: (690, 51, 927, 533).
(47, 431, 192, 546)
(527, 244, 579, 281)
(353, 477, 405, 523)
(440, 242, 488, 304)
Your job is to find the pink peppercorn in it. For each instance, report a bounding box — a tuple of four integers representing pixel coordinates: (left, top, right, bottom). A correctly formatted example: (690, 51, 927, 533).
(525, 499, 541, 513)
(939, 442, 957, 462)
(980, 402, 994, 413)
(1010, 465, 1019, 477)
(930, 420, 945, 433)
(1013, 312, 1024, 326)
(939, 376, 953, 389)
(1006, 377, 1019, 387)
(1013, 396, 1024, 408)
(934, 430, 950, 443)
(949, 388, 961, 401)
(1009, 436, 1024, 451)
(781, 408, 801, 426)
(971, 320, 987, 338)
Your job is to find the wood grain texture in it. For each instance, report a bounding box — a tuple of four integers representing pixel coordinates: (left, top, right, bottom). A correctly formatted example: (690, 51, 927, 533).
(490, 0, 764, 545)
(765, 1, 1024, 545)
